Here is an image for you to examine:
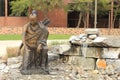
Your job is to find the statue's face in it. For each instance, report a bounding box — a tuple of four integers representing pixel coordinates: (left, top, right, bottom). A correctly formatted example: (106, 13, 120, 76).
(29, 14, 37, 26)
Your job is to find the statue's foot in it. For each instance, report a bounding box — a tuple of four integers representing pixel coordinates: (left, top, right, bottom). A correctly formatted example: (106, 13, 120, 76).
(41, 67, 49, 74)
(20, 69, 31, 75)
(35, 66, 41, 69)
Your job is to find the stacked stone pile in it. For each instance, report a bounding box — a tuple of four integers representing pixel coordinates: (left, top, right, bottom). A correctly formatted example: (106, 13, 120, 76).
(58, 29, 120, 79)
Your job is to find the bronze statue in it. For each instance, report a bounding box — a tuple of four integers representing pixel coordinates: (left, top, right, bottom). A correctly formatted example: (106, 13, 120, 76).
(18, 12, 50, 74)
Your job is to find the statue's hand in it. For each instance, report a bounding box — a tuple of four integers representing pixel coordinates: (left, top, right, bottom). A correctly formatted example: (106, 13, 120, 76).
(37, 44, 42, 53)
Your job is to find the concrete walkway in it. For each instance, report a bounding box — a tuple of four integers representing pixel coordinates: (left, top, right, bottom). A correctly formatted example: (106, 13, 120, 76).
(0, 40, 69, 47)
(0, 40, 22, 57)
(0, 40, 69, 57)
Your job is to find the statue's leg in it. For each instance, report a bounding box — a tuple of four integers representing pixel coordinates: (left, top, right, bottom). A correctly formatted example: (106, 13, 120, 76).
(36, 44, 42, 67)
(22, 47, 32, 70)
(28, 50, 34, 69)
(41, 46, 48, 69)
(38, 51, 42, 67)
(45, 52, 48, 68)
(33, 49, 37, 67)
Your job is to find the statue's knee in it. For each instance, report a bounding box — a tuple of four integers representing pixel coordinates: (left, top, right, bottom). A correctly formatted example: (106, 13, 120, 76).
(42, 46, 48, 51)
(37, 44, 43, 53)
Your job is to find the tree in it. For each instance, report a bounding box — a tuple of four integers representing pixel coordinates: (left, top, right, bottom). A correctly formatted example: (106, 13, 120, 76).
(98, 0, 120, 28)
(112, 0, 120, 28)
(66, 0, 93, 28)
(10, 0, 64, 18)
(66, 0, 120, 28)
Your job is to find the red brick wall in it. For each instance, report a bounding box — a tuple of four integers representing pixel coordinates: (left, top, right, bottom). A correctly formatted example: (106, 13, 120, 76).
(0, 17, 28, 27)
(0, 9, 67, 27)
(0, 27, 120, 36)
(0, 0, 69, 27)
(37, 9, 67, 27)
(0, 17, 5, 26)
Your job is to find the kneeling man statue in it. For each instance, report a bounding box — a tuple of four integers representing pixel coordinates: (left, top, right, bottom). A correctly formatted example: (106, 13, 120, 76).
(19, 11, 50, 74)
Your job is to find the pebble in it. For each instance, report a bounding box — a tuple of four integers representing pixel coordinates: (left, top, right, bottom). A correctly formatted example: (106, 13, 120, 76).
(3, 66, 9, 73)
(0, 63, 6, 70)
(9, 63, 21, 69)
(106, 64, 115, 75)
(49, 71, 57, 75)
(92, 70, 99, 74)
(28, 75, 31, 80)
(88, 34, 97, 40)
(105, 75, 113, 80)
(118, 77, 120, 80)
(65, 76, 70, 80)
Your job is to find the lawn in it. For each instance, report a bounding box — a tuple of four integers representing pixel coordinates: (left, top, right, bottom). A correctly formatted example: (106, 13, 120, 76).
(0, 34, 72, 40)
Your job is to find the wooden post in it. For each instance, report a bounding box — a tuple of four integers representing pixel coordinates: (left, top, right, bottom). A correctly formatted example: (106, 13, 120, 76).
(5, 0, 7, 17)
(4, 0, 8, 26)
(110, 0, 114, 28)
(94, 0, 97, 28)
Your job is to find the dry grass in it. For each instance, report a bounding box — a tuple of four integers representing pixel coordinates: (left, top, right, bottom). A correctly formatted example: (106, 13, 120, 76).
(6, 47, 19, 58)
(6, 41, 69, 58)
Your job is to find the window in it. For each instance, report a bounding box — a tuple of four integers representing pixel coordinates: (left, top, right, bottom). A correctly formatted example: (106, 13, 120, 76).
(0, 0, 5, 16)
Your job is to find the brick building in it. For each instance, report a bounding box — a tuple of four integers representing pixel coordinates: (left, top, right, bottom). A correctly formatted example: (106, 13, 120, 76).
(0, 0, 120, 28)
(0, 0, 72, 27)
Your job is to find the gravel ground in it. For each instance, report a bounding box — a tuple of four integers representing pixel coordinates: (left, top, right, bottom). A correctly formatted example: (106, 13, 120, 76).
(1, 56, 120, 80)
(0, 56, 99, 80)
(0, 40, 120, 80)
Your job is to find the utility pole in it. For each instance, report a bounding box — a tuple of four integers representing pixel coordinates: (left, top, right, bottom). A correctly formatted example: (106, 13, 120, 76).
(94, 0, 97, 28)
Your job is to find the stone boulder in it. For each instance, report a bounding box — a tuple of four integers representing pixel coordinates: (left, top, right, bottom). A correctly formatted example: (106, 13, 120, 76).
(102, 48, 120, 59)
(85, 29, 100, 35)
(93, 36, 120, 47)
(106, 59, 120, 73)
(68, 56, 96, 70)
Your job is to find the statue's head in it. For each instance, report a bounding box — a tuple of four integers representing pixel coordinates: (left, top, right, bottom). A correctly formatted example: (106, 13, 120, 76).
(29, 13, 37, 26)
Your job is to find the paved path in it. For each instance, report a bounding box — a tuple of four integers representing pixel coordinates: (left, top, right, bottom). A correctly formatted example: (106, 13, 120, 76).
(0, 40, 69, 47)
(0, 40, 69, 57)
(0, 40, 22, 47)
(0, 40, 22, 57)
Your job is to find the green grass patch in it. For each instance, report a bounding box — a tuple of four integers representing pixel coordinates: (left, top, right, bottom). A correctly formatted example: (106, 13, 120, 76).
(0, 34, 71, 40)
(0, 34, 22, 40)
(48, 34, 71, 40)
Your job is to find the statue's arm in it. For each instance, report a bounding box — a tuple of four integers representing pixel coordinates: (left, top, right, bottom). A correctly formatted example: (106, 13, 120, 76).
(17, 24, 28, 56)
(22, 23, 30, 47)
(37, 27, 49, 53)
(17, 42, 23, 56)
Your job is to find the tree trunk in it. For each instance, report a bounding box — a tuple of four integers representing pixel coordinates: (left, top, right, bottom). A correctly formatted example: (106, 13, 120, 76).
(113, 8, 118, 28)
(108, 11, 111, 35)
(119, 18, 120, 28)
(86, 3, 90, 28)
(77, 13, 82, 28)
(83, 14, 86, 28)
(86, 11, 89, 28)
(108, 11, 110, 28)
